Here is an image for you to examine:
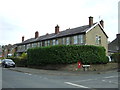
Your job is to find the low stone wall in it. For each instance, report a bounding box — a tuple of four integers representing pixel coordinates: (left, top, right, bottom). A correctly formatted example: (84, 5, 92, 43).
(28, 63, 118, 71)
(60, 63, 118, 71)
(89, 63, 118, 71)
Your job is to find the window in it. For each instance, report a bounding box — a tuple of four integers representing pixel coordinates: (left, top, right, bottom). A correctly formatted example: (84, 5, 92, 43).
(98, 36, 101, 44)
(18, 46, 21, 50)
(32, 43, 37, 47)
(78, 35, 83, 44)
(27, 44, 31, 49)
(74, 36, 78, 44)
(38, 42, 42, 47)
(45, 41, 48, 46)
(56, 39, 58, 45)
(21, 45, 25, 50)
(44, 40, 50, 46)
(96, 35, 101, 45)
(66, 37, 70, 45)
(47, 40, 50, 46)
(52, 39, 56, 45)
(62, 38, 65, 45)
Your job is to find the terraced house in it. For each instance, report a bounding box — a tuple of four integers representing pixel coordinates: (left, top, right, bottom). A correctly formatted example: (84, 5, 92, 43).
(15, 16, 108, 56)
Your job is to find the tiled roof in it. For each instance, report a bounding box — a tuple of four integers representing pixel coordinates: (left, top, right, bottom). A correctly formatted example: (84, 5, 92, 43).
(16, 23, 96, 45)
(108, 38, 118, 53)
(15, 38, 35, 45)
(16, 49, 26, 53)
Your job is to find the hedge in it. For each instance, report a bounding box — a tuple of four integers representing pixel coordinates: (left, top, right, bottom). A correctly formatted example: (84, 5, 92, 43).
(27, 45, 108, 66)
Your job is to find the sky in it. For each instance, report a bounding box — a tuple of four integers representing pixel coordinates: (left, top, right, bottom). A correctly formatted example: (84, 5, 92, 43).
(0, 0, 119, 45)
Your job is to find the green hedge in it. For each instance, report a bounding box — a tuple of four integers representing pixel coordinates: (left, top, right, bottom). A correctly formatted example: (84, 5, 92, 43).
(27, 45, 108, 66)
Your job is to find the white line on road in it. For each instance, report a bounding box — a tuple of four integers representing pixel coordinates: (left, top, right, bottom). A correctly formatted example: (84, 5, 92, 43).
(104, 76, 118, 79)
(64, 82, 89, 88)
(24, 73, 32, 75)
(73, 79, 95, 82)
(24, 73, 29, 74)
(28, 74, 32, 75)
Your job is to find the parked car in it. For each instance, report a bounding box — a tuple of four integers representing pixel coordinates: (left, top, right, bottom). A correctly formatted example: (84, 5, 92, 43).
(2, 59, 15, 68)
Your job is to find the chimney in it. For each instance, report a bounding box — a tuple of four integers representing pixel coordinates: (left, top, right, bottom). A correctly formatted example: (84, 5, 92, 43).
(22, 36, 24, 42)
(46, 33, 49, 35)
(55, 25, 59, 34)
(35, 31, 39, 39)
(89, 16, 93, 27)
(100, 20, 104, 28)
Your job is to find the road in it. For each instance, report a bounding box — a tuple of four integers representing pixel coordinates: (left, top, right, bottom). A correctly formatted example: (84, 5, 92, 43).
(2, 67, 119, 89)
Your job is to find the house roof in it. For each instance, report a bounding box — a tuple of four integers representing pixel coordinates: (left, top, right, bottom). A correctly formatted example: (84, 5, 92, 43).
(15, 38, 35, 45)
(16, 22, 107, 45)
(108, 38, 118, 53)
(30, 24, 91, 43)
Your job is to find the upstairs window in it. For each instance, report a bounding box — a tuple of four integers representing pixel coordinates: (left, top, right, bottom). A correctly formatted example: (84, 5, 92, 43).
(96, 35, 101, 45)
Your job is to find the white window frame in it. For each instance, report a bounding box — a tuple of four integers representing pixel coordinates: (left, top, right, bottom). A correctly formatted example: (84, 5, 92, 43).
(56, 39, 58, 45)
(27, 44, 31, 49)
(66, 37, 70, 45)
(74, 36, 78, 44)
(96, 35, 101, 45)
(32, 43, 37, 48)
(45, 41, 48, 46)
(78, 35, 84, 44)
(52, 39, 56, 45)
(47, 40, 50, 46)
(62, 38, 65, 45)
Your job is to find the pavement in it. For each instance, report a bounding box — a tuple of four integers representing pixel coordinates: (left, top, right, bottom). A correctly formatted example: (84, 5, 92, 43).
(7, 66, 118, 76)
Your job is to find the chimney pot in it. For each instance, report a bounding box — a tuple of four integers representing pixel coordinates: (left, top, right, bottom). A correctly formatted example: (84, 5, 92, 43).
(55, 25, 59, 34)
(89, 16, 93, 27)
(100, 20, 104, 28)
(22, 36, 24, 42)
(46, 33, 49, 35)
(35, 31, 39, 39)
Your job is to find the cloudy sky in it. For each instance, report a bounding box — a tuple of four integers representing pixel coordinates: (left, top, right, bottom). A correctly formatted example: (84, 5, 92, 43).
(0, 0, 119, 45)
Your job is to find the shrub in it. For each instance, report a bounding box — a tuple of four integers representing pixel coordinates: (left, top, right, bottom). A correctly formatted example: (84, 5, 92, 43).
(7, 53, 28, 67)
(27, 45, 108, 66)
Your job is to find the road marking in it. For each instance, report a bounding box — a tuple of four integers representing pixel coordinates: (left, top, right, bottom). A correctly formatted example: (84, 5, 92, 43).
(73, 79, 94, 82)
(104, 76, 118, 79)
(102, 80, 106, 82)
(24, 73, 32, 75)
(64, 82, 89, 88)
(24, 73, 29, 74)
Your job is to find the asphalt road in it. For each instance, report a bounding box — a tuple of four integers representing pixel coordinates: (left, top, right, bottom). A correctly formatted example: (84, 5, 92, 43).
(2, 67, 119, 89)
